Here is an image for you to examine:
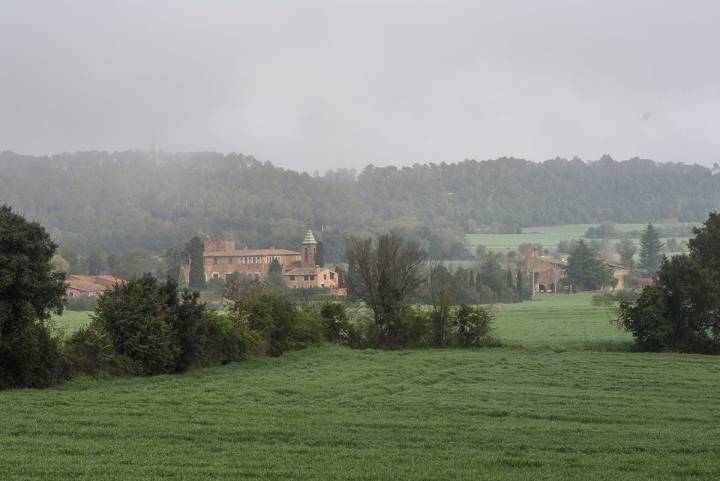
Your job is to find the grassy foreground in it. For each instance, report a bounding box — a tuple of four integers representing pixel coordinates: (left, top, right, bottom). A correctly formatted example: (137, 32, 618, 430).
(2, 346, 720, 480)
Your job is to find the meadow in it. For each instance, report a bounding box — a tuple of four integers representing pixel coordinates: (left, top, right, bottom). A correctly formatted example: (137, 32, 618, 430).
(7, 294, 715, 480)
(2, 345, 720, 480)
(466, 223, 690, 253)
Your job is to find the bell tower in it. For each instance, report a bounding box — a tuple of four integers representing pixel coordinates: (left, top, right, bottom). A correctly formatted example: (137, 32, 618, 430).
(302, 229, 317, 267)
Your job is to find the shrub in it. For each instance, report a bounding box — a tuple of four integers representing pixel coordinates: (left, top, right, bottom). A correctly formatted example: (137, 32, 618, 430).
(451, 305, 500, 348)
(191, 310, 260, 367)
(229, 290, 322, 356)
(320, 302, 352, 344)
(64, 326, 139, 377)
(93, 275, 180, 375)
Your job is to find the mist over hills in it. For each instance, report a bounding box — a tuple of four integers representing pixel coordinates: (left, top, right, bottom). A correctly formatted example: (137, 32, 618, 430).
(1, 150, 718, 260)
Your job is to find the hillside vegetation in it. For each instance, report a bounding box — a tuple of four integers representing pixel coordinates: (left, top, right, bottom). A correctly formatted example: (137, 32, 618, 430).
(1, 151, 718, 259)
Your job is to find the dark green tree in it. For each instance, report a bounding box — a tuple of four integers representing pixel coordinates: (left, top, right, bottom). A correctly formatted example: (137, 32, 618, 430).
(616, 238, 637, 270)
(185, 236, 205, 290)
(516, 269, 524, 300)
(87, 250, 105, 275)
(0, 206, 67, 389)
(93, 274, 179, 375)
(566, 240, 615, 291)
(267, 258, 286, 290)
(315, 240, 325, 267)
(639, 224, 664, 276)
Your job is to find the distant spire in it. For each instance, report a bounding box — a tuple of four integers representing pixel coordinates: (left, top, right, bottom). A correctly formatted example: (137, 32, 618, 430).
(302, 229, 317, 245)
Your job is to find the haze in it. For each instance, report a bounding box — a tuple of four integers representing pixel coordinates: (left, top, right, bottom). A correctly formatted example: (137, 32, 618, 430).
(1, 0, 719, 170)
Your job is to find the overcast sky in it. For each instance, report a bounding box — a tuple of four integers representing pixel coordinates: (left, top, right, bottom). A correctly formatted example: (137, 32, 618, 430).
(1, 0, 719, 171)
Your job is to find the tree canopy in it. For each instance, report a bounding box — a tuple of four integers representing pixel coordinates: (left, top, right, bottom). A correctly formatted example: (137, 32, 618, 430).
(1, 151, 718, 263)
(0, 205, 67, 388)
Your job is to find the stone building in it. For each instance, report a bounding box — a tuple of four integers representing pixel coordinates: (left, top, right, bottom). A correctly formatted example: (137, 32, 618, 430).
(201, 229, 342, 292)
(520, 247, 630, 293)
(66, 274, 123, 297)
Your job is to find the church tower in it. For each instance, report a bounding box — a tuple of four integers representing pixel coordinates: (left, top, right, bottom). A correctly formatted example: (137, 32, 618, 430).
(302, 229, 317, 267)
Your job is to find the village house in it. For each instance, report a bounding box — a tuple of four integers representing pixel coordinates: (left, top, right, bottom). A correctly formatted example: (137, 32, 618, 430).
(66, 274, 123, 297)
(201, 229, 342, 292)
(520, 247, 630, 293)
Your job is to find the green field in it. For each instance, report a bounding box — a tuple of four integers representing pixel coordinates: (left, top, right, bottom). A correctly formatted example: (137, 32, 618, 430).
(51, 310, 93, 336)
(494, 293, 631, 350)
(2, 346, 720, 480)
(7, 295, 717, 480)
(466, 223, 690, 253)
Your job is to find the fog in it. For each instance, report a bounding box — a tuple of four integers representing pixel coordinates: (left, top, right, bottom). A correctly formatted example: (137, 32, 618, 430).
(1, 0, 719, 170)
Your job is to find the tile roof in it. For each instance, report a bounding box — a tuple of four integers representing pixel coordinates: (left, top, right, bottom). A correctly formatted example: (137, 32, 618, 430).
(203, 248, 301, 257)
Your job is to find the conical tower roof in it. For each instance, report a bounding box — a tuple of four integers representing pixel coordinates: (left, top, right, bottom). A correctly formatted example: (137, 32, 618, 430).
(302, 229, 317, 245)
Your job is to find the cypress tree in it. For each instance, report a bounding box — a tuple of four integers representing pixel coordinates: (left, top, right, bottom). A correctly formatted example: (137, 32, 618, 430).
(185, 236, 206, 290)
(639, 224, 664, 276)
(516, 269, 524, 300)
(316, 240, 325, 267)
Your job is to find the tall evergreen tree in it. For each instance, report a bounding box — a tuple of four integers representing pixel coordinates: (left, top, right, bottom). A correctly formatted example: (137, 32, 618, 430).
(616, 238, 637, 270)
(185, 237, 206, 290)
(639, 224, 664, 276)
(87, 250, 105, 275)
(566, 240, 615, 291)
(315, 241, 325, 267)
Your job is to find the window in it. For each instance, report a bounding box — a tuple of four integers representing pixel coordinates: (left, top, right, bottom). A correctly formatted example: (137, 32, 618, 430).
(323, 274, 327, 280)
(212, 273, 219, 279)
(304, 275, 309, 281)
(330, 272, 335, 279)
(290, 275, 295, 281)
(310, 275, 315, 281)
(213, 258, 218, 265)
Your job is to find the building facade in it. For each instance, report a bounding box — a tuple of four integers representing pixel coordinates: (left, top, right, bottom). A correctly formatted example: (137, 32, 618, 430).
(201, 230, 342, 291)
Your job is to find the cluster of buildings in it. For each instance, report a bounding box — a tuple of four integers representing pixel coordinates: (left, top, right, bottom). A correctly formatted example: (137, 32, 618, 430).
(66, 274, 123, 298)
(200, 229, 344, 293)
(520, 247, 643, 293)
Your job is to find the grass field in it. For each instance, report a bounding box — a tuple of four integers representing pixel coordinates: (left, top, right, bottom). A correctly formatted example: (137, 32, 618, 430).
(2, 346, 720, 480)
(10, 294, 715, 480)
(466, 223, 690, 253)
(494, 293, 631, 351)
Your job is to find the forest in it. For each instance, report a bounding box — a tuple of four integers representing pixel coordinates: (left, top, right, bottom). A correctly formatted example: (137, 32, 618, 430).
(1, 150, 718, 263)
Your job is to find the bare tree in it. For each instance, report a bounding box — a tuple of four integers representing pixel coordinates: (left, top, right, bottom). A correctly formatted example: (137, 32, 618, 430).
(347, 233, 426, 334)
(428, 263, 458, 347)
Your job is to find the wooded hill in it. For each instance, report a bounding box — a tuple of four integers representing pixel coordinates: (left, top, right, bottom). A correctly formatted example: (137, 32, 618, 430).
(1, 150, 718, 260)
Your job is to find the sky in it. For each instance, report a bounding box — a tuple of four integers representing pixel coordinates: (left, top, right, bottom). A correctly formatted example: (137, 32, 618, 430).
(1, 0, 719, 171)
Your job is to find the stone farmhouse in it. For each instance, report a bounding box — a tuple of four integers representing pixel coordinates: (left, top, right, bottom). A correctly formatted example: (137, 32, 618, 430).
(202, 230, 342, 292)
(521, 247, 630, 293)
(66, 274, 123, 297)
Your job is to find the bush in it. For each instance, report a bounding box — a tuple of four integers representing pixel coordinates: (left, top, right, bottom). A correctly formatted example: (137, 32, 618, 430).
(229, 290, 322, 356)
(451, 305, 500, 348)
(320, 302, 353, 344)
(0, 321, 68, 388)
(64, 326, 139, 377)
(93, 275, 180, 375)
(191, 310, 260, 368)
